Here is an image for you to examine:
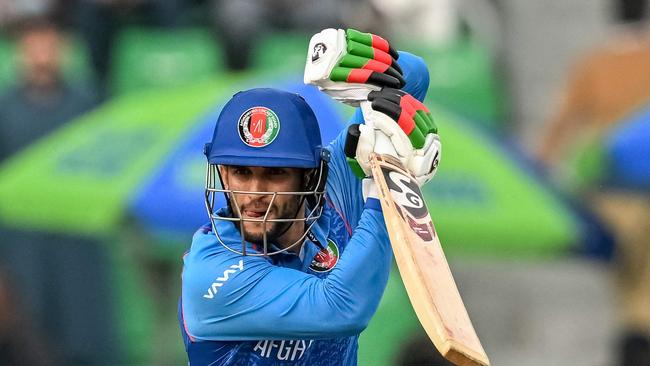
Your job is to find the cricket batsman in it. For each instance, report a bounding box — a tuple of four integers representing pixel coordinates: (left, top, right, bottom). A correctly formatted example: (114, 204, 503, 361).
(178, 28, 441, 365)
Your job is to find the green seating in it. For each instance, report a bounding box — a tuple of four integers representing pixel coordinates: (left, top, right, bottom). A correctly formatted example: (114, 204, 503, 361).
(400, 36, 507, 129)
(251, 32, 310, 75)
(0, 38, 13, 92)
(110, 27, 223, 94)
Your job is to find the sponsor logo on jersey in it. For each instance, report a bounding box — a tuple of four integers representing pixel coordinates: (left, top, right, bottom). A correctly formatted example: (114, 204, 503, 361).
(238, 106, 280, 148)
(203, 260, 244, 299)
(309, 238, 339, 273)
(311, 42, 327, 62)
(253, 339, 314, 361)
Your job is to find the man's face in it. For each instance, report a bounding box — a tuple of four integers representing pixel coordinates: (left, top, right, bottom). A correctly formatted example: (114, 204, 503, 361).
(19, 28, 63, 89)
(220, 165, 305, 244)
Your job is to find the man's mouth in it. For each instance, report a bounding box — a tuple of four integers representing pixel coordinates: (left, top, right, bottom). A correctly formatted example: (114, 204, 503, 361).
(243, 209, 269, 219)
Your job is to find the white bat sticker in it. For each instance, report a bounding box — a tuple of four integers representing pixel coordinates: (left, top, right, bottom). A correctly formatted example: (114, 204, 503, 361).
(386, 170, 428, 219)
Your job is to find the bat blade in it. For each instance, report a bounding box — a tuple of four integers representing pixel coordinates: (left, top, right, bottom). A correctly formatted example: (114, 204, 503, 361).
(369, 153, 489, 366)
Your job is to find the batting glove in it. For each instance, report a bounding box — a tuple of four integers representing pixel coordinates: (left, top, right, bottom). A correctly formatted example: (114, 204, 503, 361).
(304, 28, 405, 106)
(343, 124, 380, 202)
(344, 88, 441, 186)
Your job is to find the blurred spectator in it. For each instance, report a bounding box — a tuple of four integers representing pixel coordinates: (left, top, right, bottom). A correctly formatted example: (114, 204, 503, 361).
(0, 17, 99, 162)
(69, 0, 188, 97)
(371, 0, 503, 53)
(537, 0, 650, 168)
(210, 0, 350, 70)
(536, 0, 650, 365)
(0, 0, 55, 30)
(0, 268, 59, 366)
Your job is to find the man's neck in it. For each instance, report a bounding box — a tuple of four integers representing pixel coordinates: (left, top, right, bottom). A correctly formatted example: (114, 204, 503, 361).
(277, 223, 306, 255)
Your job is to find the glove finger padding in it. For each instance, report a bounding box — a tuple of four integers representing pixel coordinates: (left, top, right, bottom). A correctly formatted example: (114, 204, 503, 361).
(367, 88, 437, 149)
(360, 101, 413, 160)
(346, 28, 400, 62)
(305, 28, 405, 105)
(408, 133, 441, 186)
(337, 29, 404, 87)
(357, 89, 441, 185)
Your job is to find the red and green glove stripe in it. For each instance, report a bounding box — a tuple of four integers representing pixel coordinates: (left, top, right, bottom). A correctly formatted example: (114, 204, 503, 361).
(367, 88, 437, 149)
(346, 28, 399, 60)
(328, 29, 405, 89)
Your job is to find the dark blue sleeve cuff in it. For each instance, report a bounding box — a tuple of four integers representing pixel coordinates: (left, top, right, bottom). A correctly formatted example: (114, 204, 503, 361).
(364, 198, 382, 211)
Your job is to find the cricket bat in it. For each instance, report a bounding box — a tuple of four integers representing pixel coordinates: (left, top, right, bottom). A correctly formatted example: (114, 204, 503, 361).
(368, 152, 490, 366)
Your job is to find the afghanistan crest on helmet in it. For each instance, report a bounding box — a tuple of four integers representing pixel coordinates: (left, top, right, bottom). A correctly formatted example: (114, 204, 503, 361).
(237, 106, 280, 147)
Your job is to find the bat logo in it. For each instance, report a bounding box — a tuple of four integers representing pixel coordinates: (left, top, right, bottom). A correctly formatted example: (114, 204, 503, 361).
(385, 170, 429, 219)
(311, 42, 327, 62)
(383, 168, 435, 242)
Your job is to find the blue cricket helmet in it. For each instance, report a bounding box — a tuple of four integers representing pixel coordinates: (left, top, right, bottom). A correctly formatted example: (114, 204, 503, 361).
(205, 88, 323, 168)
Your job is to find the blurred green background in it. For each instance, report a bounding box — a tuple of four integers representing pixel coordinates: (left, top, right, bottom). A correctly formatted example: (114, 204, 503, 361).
(2, 1, 649, 365)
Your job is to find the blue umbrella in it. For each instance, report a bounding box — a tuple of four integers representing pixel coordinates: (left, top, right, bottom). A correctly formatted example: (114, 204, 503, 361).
(605, 104, 650, 189)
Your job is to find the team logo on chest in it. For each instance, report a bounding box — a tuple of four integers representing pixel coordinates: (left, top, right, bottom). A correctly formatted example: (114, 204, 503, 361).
(237, 106, 280, 147)
(309, 238, 339, 273)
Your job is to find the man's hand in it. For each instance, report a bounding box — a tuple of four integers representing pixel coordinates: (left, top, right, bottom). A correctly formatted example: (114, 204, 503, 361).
(304, 28, 405, 105)
(344, 88, 441, 186)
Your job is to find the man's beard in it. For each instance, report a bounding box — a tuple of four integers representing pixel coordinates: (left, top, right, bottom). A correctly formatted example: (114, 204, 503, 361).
(233, 195, 303, 246)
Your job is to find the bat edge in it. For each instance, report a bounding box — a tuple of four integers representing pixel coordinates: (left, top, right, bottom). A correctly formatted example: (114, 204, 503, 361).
(369, 153, 490, 366)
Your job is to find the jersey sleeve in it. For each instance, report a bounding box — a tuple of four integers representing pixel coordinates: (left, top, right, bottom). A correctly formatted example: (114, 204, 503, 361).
(324, 51, 431, 227)
(323, 129, 365, 229)
(182, 207, 391, 341)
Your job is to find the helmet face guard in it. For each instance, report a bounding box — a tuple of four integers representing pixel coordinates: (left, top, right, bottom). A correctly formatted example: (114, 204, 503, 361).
(203, 88, 328, 255)
(204, 158, 328, 256)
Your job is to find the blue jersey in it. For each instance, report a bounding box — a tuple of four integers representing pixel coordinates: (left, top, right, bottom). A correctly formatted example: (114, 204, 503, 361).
(179, 52, 429, 366)
(179, 128, 391, 366)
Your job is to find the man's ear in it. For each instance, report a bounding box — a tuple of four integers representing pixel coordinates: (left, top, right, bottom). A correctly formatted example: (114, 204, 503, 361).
(218, 165, 228, 189)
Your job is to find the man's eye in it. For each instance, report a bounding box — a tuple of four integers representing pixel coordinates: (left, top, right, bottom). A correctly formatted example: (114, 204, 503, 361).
(233, 167, 251, 175)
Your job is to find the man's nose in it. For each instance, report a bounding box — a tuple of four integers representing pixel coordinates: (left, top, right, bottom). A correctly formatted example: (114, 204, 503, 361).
(247, 176, 268, 193)
(244, 178, 274, 203)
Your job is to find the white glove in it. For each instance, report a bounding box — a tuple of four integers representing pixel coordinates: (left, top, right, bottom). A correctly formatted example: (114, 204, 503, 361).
(345, 88, 441, 186)
(304, 28, 405, 106)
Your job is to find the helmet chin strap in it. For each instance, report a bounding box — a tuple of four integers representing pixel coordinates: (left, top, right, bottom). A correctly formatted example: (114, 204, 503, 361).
(266, 195, 307, 248)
